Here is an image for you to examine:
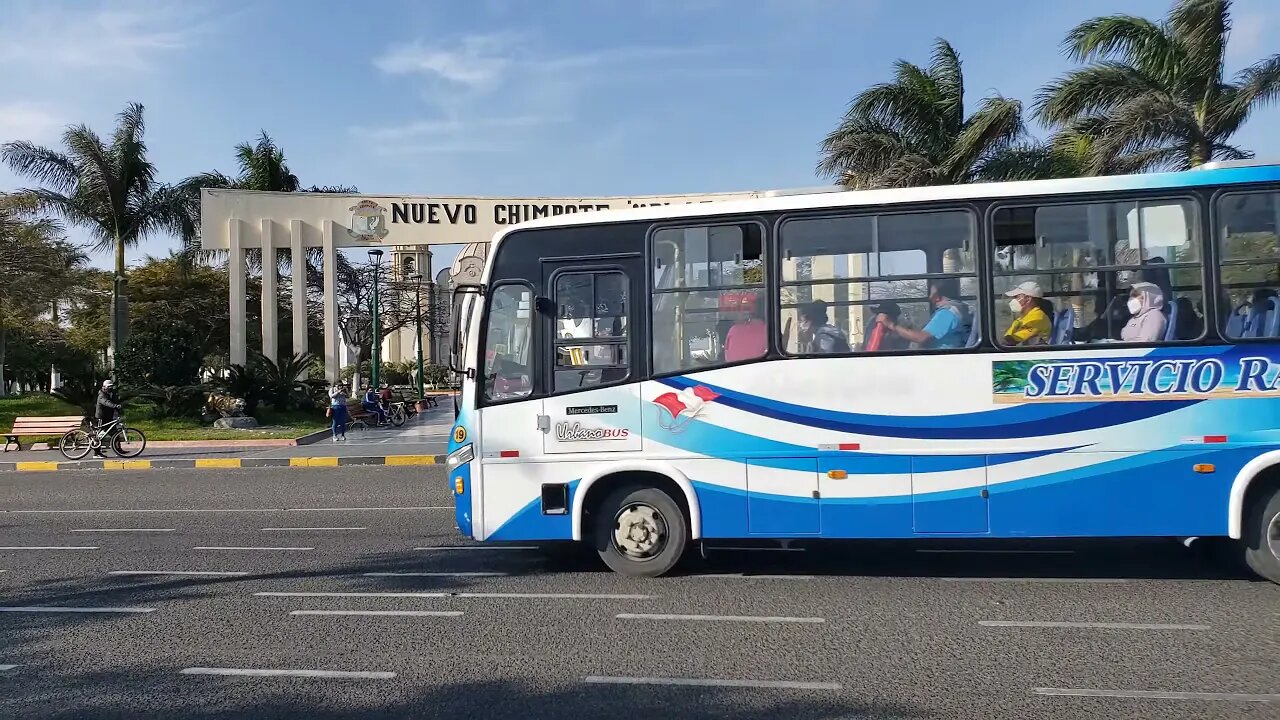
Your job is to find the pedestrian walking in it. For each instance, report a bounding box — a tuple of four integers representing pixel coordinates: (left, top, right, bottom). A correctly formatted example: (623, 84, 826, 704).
(328, 382, 349, 441)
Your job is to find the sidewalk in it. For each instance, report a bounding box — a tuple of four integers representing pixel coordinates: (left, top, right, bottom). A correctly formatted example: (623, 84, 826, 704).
(0, 405, 456, 470)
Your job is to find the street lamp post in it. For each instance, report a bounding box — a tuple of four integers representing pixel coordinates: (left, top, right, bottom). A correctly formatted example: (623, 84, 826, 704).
(409, 273, 425, 400)
(368, 249, 384, 389)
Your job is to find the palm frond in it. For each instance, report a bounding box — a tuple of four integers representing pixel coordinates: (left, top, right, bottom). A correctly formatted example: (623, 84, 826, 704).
(1168, 0, 1229, 95)
(1, 142, 79, 193)
(1035, 62, 1164, 124)
(927, 38, 965, 129)
(1221, 53, 1280, 134)
(974, 143, 1060, 182)
(946, 95, 1025, 182)
(1064, 15, 1177, 68)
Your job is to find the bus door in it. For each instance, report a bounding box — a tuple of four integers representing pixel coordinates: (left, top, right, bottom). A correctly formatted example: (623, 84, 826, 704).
(540, 259, 644, 454)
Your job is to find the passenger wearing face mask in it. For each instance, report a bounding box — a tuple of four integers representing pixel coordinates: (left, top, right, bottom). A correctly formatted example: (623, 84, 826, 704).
(1002, 281, 1053, 346)
(1120, 282, 1167, 342)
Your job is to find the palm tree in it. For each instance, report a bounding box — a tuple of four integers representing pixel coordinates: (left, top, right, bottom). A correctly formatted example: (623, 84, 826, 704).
(2, 102, 190, 365)
(193, 132, 301, 193)
(184, 132, 355, 270)
(1036, 0, 1280, 173)
(818, 38, 1028, 189)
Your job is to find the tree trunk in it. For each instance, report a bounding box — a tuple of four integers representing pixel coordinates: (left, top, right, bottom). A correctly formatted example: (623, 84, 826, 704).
(111, 235, 128, 370)
(1189, 140, 1211, 168)
(0, 319, 6, 399)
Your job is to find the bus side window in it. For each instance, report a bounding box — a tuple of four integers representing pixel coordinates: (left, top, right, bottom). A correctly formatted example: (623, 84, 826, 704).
(991, 198, 1202, 346)
(651, 223, 767, 374)
(1218, 191, 1280, 340)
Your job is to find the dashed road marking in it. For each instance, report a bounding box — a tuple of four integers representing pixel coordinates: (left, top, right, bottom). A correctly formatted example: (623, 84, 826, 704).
(0, 546, 98, 551)
(72, 528, 174, 533)
(0, 606, 154, 614)
(193, 546, 313, 551)
(181, 667, 395, 680)
(617, 613, 824, 624)
(983, 621, 1209, 630)
(585, 675, 841, 691)
(290, 610, 462, 618)
(108, 571, 249, 577)
(255, 591, 650, 600)
(1033, 688, 1280, 702)
(363, 572, 507, 577)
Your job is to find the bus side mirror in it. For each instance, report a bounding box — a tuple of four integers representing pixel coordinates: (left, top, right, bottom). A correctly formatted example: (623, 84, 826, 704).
(535, 297, 555, 315)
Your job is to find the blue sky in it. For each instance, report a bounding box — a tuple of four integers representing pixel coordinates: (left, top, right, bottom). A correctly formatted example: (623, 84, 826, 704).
(2, 0, 1279, 273)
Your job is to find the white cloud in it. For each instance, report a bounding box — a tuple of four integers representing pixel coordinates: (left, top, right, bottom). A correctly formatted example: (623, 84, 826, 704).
(0, 0, 207, 73)
(0, 102, 65, 144)
(350, 115, 561, 144)
(365, 32, 728, 156)
(374, 34, 518, 89)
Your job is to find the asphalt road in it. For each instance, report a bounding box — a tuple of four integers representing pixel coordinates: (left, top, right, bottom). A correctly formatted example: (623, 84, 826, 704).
(0, 467, 1277, 720)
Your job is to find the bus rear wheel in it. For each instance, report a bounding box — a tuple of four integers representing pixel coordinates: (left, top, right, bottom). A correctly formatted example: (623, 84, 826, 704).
(1243, 485, 1280, 584)
(593, 485, 687, 577)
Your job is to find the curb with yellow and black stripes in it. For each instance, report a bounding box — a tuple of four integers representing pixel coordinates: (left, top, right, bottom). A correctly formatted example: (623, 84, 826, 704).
(0, 455, 446, 472)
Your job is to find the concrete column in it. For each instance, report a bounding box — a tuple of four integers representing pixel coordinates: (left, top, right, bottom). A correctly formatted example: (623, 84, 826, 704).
(322, 221, 340, 381)
(260, 220, 278, 364)
(289, 220, 308, 361)
(229, 219, 247, 367)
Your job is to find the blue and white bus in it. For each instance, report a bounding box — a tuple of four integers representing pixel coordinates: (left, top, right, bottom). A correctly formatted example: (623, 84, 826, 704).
(446, 161, 1280, 582)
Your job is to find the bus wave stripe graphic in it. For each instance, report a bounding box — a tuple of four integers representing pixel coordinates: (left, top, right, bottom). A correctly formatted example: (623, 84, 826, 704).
(656, 376, 1198, 440)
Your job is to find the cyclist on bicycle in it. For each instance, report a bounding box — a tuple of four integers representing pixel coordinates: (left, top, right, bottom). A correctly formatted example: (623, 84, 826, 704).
(94, 379, 121, 457)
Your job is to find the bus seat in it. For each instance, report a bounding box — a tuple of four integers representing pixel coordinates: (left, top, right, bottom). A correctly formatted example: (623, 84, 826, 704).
(1164, 297, 1179, 341)
(1227, 308, 1246, 337)
(1052, 307, 1075, 344)
(1244, 305, 1265, 338)
(1267, 297, 1280, 337)
(966, 318, 980, 347)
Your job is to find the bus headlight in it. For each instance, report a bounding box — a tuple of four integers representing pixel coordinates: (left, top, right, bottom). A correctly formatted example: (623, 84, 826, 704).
(446, 444, 474, 470)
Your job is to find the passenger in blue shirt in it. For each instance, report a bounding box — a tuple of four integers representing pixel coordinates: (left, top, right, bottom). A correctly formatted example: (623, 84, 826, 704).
(873, 278, 972, 349)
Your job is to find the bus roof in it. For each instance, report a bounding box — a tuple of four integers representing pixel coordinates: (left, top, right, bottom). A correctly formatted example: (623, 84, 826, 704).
(494, 161, 1280, 243)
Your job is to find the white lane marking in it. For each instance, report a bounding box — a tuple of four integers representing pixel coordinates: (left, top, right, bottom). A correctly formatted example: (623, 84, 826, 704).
(193, 546, 313, 551)
(918, 549, 1075, 554)
(290, 610, 462, 618)
(181, 667, 395, 680)
(71, 528, 175, 533)
(584, 676, 841, 691)
(255, 591, 651, 600)
(5, 507, 450, 514)
(705, 546, 806, 552)
(940, 577, 1129, 584)
(0, 546, 98, 551)
(0, 664, 17, 671)
(617, 613, 823, 624)
(260, 527, 366, 531)
(983, 621, 1210, 630)
(363, 572, 507, 577)
(412, 545, 538, 551)
(1033, 688, 1280, 702)
(108, 571, 249, 577)
(0, 606, 155, 614)
(689, 573, 814, 581)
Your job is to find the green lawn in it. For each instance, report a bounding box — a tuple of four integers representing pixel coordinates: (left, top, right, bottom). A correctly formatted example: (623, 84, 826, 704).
(1, 394, 328, 442)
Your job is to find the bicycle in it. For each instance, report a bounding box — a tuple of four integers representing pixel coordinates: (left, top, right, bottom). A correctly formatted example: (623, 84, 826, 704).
(59, 417, 147, 460)
(387, 402, 408, 427)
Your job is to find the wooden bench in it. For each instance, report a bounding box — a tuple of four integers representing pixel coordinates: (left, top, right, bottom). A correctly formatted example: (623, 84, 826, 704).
(4, 416, 84, 452)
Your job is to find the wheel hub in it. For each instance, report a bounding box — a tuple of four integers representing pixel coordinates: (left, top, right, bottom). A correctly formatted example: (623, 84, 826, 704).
(1267, 511, 1280, 564)
(613, 504, 667, 559)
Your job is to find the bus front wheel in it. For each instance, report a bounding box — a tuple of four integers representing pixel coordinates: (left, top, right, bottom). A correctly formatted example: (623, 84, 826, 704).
(593, 485, 687, 577)
(1243, 484, 1280, 584)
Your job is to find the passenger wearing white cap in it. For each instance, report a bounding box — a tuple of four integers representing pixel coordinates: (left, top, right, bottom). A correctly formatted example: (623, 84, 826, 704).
(1002, 281, 1053, 346)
